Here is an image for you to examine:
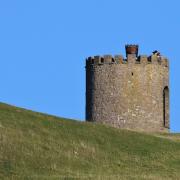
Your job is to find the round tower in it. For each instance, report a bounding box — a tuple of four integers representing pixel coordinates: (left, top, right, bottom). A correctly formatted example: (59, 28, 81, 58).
(85, 45, 169, 132)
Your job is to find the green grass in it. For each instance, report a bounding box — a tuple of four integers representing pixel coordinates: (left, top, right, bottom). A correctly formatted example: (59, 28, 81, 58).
(0, 103, 180, 179)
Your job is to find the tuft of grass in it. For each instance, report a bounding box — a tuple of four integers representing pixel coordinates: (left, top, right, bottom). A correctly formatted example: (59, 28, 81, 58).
(0, 102, 180, 179)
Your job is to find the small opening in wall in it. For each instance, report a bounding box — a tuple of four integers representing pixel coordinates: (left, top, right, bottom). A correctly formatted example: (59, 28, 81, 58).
(101, 58, 104, 63)
(148, 56, 152, 63)
(132, 72, 134, 76)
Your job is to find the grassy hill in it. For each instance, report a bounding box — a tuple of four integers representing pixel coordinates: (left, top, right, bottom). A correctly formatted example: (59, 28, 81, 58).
(0, 103, 180, 179)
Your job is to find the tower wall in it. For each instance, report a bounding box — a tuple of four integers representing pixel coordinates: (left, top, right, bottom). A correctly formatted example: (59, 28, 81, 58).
(86, 53, 169, 132)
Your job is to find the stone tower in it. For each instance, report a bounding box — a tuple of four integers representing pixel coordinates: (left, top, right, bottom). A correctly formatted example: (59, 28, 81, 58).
(85, 45, 169, 132)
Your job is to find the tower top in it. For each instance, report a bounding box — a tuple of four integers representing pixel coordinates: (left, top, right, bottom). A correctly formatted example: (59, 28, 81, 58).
(125, 44, 138, 57)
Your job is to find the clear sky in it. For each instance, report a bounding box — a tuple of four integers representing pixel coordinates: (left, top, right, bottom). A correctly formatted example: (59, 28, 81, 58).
(0, 0, 179, 132)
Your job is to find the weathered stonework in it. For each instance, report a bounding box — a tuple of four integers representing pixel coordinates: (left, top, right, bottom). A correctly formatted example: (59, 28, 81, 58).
(86, 45, 169, 132)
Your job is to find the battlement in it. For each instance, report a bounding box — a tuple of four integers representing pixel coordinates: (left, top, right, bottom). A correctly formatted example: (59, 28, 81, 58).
(86, 55, 169, 67)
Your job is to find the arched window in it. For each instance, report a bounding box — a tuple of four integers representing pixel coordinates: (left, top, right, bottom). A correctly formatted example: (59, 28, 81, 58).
(163, 86, 169, 128)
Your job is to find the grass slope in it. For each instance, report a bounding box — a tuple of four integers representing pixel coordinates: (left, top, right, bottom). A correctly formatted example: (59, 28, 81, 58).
(0, 103, 180, 180)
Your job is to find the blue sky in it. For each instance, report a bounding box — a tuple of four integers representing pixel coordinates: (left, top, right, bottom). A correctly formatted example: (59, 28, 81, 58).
(0, 0, 179, 132)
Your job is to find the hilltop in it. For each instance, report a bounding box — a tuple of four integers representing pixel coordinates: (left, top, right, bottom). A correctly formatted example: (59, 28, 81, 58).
(0, 103, 180, 179)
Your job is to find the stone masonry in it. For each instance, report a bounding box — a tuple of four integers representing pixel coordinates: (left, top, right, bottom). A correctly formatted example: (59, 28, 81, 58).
(85, 45, 169, 132)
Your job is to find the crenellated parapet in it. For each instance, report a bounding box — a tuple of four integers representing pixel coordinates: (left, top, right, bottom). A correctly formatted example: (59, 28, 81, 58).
(86, 55, 124, 66)
(86, 54, 169, 67)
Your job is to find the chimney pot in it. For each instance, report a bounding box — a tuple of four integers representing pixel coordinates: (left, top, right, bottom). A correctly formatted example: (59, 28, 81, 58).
(125, 44, 139, 57)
